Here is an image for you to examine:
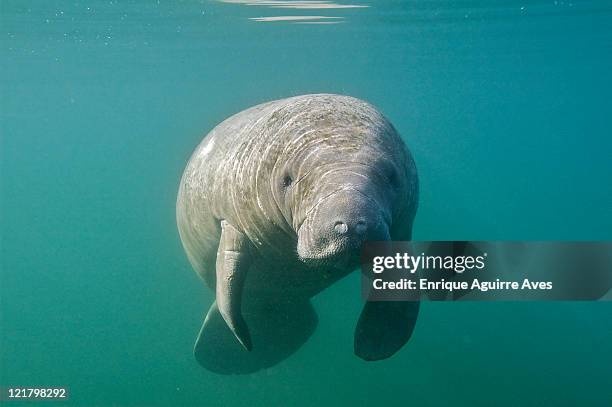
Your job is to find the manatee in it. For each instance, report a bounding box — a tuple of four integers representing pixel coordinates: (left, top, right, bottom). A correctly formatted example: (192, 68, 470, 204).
(176, 94, 419, 374)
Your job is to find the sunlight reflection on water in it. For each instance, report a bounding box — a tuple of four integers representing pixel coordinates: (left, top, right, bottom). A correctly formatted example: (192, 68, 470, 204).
(218, 0, 368, 23)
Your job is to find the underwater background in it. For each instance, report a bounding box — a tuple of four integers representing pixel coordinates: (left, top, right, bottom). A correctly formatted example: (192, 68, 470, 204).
(2, 1, 611, 406)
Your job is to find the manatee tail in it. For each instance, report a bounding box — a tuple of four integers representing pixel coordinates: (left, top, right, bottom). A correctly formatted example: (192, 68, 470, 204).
(194, 300, 318, 374)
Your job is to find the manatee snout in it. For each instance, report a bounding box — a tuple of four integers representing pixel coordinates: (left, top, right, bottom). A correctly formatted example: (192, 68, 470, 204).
(297, 190, 390, 265)
(317, 192, 390, 244)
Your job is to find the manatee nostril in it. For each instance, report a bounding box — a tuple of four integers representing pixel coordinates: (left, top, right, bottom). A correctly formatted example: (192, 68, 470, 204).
(334, 221, 348, 234)
(355, 221, 367, 235)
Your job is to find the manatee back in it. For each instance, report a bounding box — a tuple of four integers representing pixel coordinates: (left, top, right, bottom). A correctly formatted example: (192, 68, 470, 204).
(176, 99, 285, 282)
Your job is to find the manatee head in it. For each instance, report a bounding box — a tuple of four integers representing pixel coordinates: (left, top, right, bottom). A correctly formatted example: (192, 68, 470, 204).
(294, 165, 393, 267)
(270, 107, 418, 269)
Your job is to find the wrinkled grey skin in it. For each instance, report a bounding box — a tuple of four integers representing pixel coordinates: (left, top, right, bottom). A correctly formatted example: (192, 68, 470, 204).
(176, 94, 419, 374)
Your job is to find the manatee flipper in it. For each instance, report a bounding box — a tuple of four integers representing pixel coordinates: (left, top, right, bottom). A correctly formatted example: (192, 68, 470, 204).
(354, 301, 419, 361)
(194, 300, 318, 374)
(215, 220, 253, 351)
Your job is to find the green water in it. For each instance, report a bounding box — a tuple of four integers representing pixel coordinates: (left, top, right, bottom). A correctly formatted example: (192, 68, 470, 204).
(2, 1, 611, 406)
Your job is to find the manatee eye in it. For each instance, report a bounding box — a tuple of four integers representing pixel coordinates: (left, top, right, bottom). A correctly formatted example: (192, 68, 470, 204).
(282, 174, 293, 188)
